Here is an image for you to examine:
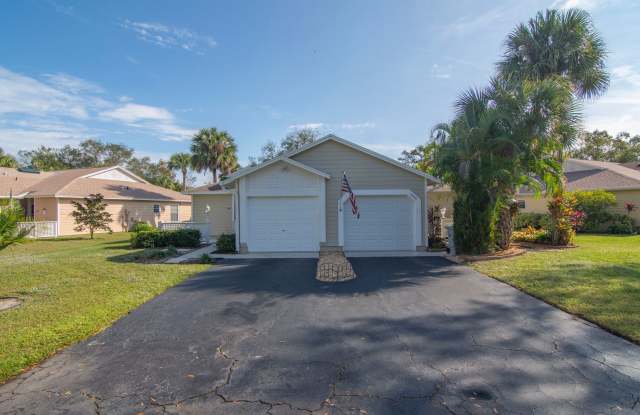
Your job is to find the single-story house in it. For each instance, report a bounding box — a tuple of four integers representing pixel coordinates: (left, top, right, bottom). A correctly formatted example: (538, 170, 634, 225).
(186, 134, 439, 253)
(1, 166, 191, 236)
(428, 158, 640, 224)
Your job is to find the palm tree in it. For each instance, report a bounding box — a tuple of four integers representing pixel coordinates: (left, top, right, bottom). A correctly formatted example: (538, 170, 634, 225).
(498, 8, 609, 100)
(169, 153, 191, 191)
(190, 128, 238, 183)
(0, 148, 17, 168)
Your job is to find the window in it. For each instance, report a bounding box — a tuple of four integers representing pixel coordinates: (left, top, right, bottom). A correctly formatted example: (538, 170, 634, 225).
(517, 200, 526, 209)
(153, 204, 160, 214)
(170, 205, 179, 222)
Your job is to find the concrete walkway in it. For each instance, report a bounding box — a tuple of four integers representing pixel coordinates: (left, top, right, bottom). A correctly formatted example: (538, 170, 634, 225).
(164, 244, 215, 263)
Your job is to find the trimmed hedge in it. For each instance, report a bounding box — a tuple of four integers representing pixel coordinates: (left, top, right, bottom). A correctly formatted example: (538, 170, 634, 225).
(514, 212, 551, 230)
(130, 229, 201, 248)
(129, 221, 154, 233)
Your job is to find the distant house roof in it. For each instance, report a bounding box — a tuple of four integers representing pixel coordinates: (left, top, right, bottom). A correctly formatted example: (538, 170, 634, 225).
(429, 159, 640, 194)
(184, 183, 231, 195)
(621, 161, 640, 172)
(1, 166, 190, 202)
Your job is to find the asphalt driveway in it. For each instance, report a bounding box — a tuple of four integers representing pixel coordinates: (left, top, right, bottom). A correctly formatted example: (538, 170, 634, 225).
(1, 257, 640, 414)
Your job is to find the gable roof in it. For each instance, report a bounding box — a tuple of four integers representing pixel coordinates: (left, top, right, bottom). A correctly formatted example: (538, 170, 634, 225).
(221, 155, 331, 185)
(184, 183, 232, 195)
(2, 166, 190, 202)
(221, 134, 440, 186)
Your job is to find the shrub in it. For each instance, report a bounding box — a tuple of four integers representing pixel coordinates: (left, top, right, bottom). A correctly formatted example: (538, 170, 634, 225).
(130, 229, 201, 248)
(512, 226, 550, 244)
(130, 221, 154, 233)
(572, 190, 616, 232)
(607, 214, 635, 234)
(514, 212, 551, 230)
(216, 233, 236, 253)
(0, 200, 30, 250)
(548, 193, 579, 246)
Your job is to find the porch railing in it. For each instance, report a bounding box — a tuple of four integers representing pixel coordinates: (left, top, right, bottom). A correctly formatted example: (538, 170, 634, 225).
(17, 221, 59, 238)
(159, 221, 211, 242)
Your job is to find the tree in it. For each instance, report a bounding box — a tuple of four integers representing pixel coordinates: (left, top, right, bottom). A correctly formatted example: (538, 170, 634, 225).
(0, 200, 30, 250)
(127, 157, 181, 191)
(0, 148, 17, 168)
(18, 140, 135, 171)
(249, 128, 319, 166)
(169, 153, 192, 191)
(190, 128, 239, 183)
(70, 194, 113, 239)
(398, 142, 438, 174)
(570, 130, 640, 162)
(498, 8, 609, 100)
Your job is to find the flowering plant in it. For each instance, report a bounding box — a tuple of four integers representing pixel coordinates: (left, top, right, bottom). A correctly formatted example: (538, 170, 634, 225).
(624, 202, 636, 214)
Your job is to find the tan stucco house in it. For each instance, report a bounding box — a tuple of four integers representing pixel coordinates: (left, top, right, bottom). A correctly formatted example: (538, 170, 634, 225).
(186, 135, 439, 253)
(1, 166, 191, 236)
(428, 159, 640, 224)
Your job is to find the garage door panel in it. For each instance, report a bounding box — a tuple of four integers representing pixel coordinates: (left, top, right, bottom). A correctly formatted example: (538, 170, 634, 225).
(248, 197, 320, 252)
(344, 195, 414, 251)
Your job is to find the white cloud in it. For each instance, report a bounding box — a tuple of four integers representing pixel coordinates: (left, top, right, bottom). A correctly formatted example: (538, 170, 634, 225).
(431, 64, 452, 80)
(339, 122, 376, 130)
(551, 0, 607, 10)
(0, 66, 195, 151)
(288, 123, 324, 130)
(584, 64, 640, 134)
(121, 20, 217, 54)
(42, 73, 104, 94)
(100, 103, 174, 123)
(0, 66, 89, 119)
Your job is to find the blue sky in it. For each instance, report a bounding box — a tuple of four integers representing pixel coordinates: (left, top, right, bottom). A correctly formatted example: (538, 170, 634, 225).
(1, 0, 639, 183)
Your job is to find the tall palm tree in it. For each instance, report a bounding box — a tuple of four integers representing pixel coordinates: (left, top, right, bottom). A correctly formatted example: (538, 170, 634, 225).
(168, 153, 192, 191)
(498, 8, 609, 100)
(190, 128, 238, 183)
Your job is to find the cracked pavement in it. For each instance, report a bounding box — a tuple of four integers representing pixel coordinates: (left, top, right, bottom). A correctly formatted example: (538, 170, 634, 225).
(1, 257, 640, 414)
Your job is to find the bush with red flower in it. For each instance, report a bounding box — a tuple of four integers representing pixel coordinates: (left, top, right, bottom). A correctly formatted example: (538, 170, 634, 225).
(547, 193, 580, 246)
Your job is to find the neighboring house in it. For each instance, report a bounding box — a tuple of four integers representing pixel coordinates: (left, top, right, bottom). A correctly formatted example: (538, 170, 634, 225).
(187, 134, 439, 253)
(428, 159, 640, 223)
(0, 166, 191, 236)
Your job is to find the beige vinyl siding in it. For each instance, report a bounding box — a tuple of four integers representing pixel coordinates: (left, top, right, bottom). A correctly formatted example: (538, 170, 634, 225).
(291, 140, 427, 247)
(191, 194, 234, 238)
(610, 189, 640, 223)
(33, 197, 58, 221)
(57, 199, 192, 235)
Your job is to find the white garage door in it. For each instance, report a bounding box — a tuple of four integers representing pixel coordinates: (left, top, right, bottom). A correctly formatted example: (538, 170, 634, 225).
(247, 196, 320, 252)
(344, 195, 415, 251)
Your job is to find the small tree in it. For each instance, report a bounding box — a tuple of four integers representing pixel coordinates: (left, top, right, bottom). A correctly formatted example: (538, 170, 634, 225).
(71, 194, 112, 239)
(0, 200, 30, 250)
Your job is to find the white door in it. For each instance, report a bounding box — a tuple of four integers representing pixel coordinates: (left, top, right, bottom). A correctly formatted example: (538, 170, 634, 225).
(344, 195, 415, 251)
(247, 196, 320, 252)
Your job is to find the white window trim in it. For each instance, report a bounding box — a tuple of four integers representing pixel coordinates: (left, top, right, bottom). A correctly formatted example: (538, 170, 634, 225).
(337, 189, 422, 249)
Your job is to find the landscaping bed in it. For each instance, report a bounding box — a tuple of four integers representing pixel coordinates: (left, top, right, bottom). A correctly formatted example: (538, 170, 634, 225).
(0, 233, 209, 383)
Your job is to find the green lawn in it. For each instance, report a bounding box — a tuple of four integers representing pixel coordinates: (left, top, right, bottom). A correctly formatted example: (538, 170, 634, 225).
(0, 233, 208, 383)
(472, 234, 640, 343)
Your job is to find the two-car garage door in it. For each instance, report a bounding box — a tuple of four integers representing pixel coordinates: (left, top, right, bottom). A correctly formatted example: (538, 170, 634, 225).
(343, 195, 416, 251)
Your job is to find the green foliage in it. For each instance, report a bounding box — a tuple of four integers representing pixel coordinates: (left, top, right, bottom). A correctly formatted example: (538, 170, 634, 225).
(129, 221, 154, 233)
(191, 128, 239, 183)
(169, 152, 192, 191)
(249, 128, 319, 166)
(398, 142, 438, 174)
(0, 200, 30, 250)
(200, 253, 214, 263)
(572, 189, 616, 232)
(70, 193, 113, 239)
(514, 212, 552, 230)
(130, 229, 201, 249)
(126, 157, 181, 191)
(0, 148, 18, 168)
(547, 193, 579, 245)
(512, 226, 551, 244)
(607, 214, 635, 235)
(570, 130, 640, 163)
(215, 233, 236, 253)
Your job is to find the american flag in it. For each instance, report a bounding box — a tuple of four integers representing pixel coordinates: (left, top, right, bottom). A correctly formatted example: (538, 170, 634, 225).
(341, 172, 360, 219)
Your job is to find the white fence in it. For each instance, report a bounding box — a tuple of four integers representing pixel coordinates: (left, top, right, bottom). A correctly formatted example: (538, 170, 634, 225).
(17, 221, 59, 238)
(159, 221, 211, 242)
